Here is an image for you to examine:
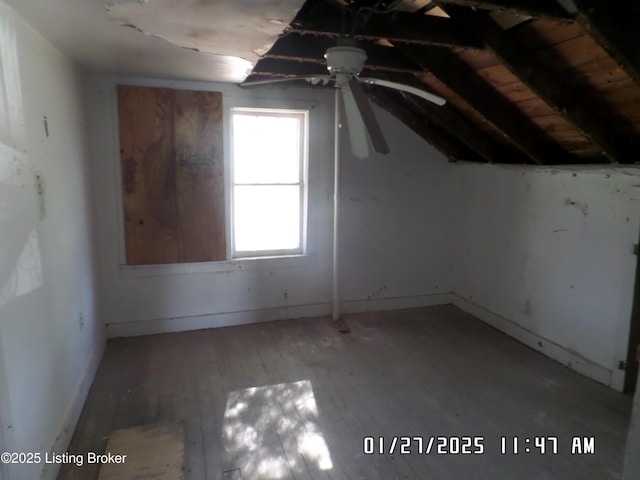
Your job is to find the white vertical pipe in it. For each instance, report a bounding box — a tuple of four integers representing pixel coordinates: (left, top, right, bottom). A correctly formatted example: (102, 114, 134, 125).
(332, 88, 340, 321)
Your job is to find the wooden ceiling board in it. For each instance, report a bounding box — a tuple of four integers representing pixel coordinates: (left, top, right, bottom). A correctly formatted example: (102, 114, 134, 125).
(370, 87, 493, 163)
(451, 48, 500, 70)
(512, 97, 558, 117)
(244, 0, 639, 164)
(527, 117, 604, 157)
(418, 74, 515, 146)
(570, 146, 604, 156)
(591, 80, 640, 104)
(434, 0, 573, 19)
(474, 64, 523, 87)
(534, 34, 611, 72)
(529, 114, 581, 135)
(556, 134, 602, 158)
(570, 0, 640, 86)
(490, 81, 538, 103)
(514, 18, 586, 50)
(563, 62, 630, 91)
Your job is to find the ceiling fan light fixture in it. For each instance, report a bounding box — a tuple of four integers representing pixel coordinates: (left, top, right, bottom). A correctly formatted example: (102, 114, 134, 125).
(241, 41, 445, 159)
(324, 46, 367, 75)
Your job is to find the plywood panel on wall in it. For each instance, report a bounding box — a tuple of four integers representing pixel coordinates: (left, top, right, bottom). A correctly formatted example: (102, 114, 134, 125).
(117, 85, 225, 265)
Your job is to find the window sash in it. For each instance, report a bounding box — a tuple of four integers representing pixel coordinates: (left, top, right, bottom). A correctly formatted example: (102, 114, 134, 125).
(230, 108, 308, 258)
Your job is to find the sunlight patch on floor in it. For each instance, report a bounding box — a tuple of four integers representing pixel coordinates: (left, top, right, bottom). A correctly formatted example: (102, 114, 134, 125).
(223, 380, 333, 479)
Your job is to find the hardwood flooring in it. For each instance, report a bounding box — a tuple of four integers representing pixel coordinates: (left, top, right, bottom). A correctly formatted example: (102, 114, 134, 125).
(57, 305, 632, 480)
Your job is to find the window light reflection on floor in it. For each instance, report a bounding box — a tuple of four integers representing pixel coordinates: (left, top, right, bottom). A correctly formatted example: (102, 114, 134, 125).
(222, 380, 333, 478)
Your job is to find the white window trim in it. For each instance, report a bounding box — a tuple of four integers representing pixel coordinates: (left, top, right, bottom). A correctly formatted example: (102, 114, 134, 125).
(229, 107, 309, 259)
(119, 253, 317, 278)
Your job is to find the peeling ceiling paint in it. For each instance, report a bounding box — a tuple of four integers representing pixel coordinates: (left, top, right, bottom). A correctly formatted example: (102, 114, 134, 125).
(4, 0, 303, 83)
(106, 0, 303, 65)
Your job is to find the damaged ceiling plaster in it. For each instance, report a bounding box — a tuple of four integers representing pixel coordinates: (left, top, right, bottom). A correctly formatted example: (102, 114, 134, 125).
(106, 0, 304, 79)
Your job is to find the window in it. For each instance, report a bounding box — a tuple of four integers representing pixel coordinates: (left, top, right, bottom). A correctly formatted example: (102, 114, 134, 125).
(116, 86, 310, 267)
(230, 108, 308, 257)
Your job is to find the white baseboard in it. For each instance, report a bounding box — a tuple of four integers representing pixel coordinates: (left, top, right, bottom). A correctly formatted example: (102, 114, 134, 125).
(107, 293, 616, 391)
(106, 293, 455, 338)
(106, 293, 615, 389)
(452, 294, 615, 389)
(107, 303, 329, 338)
(39, 336, 106, 480)
(341, 293, 454, 314)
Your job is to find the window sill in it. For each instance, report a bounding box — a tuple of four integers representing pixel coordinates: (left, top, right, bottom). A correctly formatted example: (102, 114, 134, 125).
(119, 254, 316, 278)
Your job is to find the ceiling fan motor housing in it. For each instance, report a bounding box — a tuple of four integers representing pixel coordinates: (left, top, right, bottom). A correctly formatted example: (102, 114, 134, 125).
(325, 46, 367, 75)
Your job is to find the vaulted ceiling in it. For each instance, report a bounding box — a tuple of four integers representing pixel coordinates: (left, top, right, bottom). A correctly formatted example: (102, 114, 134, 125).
(246, 0, 640, 165)
(7, 0, 639, 166)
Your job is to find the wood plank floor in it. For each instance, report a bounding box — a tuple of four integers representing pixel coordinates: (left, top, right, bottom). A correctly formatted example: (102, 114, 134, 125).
(57, 305, 632, 480)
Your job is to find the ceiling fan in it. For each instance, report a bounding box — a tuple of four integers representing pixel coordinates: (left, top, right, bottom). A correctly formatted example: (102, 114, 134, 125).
(240, 2, 448, 325)
(240, 39, 446, 159)
(240, 38, 447, 327)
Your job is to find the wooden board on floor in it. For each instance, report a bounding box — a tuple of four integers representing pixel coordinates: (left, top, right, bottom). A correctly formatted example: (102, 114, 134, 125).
(97, 423, 184, 480)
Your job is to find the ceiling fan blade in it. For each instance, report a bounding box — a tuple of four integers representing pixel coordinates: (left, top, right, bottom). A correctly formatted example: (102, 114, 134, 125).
(240, 75, 332, 87)
(348, 78, 390, 155)
(340, 85, 370, 159)
(357, 77, 446, 106)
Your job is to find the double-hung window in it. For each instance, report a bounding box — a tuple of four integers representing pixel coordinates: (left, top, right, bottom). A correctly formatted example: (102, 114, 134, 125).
(230, 108, 308, 258)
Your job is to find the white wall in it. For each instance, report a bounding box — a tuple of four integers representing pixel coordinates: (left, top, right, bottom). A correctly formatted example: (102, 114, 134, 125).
(338, 107, 456, 305)
(0, 3, 103, 479)
(453, 163, 640, 390)
(86, 76, 456, 337)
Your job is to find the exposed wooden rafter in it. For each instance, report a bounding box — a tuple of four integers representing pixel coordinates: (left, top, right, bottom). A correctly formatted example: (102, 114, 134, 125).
(250, 57, 328, 78)
(567, 0, 640, 86)
(288, 10, 483, 49)
(265, 34, 419, 74)
(268, 11, 572, 164)
(435, 0, 574, 19)
(250, 40, 521, 164)
(408, 96, 531, 164)
(365, 75, 532, 164)
(367, 87, 478, 162)
(245, 0, 640, 165)
(441, 4, 632, 163)
(433, 0, 640, 85)
(249, 57, 419, 81)
(400, 45, 570, 165)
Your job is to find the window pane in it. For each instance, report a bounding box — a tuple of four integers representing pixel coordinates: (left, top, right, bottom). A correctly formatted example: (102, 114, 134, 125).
(233, 114, 300, 184)
(234, 185, 300, 252)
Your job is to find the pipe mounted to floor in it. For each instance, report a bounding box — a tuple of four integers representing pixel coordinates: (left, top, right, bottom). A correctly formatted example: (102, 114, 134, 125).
(332, 88, 340, 322)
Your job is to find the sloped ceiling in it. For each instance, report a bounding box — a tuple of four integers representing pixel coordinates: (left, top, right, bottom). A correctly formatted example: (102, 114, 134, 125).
(247, 0, 640, 165)
(6, 0, 640, 165)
